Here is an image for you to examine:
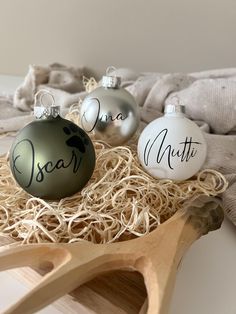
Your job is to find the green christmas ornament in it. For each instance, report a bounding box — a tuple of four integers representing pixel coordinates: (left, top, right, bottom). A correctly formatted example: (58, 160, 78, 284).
(9, 90, 95, 200)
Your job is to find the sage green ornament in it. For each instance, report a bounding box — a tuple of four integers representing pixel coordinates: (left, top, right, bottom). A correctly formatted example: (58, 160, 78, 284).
(80, 67, 140, 146)
(9, 90, 95, 200)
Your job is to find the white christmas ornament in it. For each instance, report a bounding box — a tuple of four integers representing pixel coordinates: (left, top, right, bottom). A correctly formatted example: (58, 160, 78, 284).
(137, 104, 207, 181)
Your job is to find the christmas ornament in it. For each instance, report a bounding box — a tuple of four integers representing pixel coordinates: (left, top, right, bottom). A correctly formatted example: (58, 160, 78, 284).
(80, 67, 140, 146)
(137, 103, 207, 181)
(10, 90, 96, 199)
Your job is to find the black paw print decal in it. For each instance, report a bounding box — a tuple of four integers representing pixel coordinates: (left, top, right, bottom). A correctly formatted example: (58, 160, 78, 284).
(63, 123, 89, 153)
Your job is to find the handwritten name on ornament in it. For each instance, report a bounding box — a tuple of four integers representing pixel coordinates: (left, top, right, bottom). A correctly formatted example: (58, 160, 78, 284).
(143, 128, 202, 170)
(81, 97, 127, 132)
(12, 139, 82, 188)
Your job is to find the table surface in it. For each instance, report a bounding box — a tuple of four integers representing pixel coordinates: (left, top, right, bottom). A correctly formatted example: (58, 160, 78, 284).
(0, 75, 236, 314)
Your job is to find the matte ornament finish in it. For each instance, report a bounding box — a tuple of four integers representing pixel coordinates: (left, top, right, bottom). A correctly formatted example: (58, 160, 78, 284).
(138, 108, 207, 181)
(10, 116, 96, 199)
(80, 86, 140, 146)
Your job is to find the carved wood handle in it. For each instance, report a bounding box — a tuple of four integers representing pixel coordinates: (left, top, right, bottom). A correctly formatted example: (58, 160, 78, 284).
(142, 195, 224, 314)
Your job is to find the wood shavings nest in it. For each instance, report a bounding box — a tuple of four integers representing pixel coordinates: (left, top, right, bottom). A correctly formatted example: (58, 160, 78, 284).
(0, 75, 229, 245)
(0, 118, 227, 244)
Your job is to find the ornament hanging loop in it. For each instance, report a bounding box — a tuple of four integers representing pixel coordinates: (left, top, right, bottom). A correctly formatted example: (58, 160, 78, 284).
(102, 66, 121, 88)
(169, 95, 181, 105)
(105, 66, 117, 76)
(38, 90, 55, 107)
(34, 89, 60, 119)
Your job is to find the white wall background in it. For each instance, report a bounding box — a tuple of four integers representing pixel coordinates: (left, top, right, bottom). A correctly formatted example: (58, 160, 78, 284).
(0, 0, 235, 77)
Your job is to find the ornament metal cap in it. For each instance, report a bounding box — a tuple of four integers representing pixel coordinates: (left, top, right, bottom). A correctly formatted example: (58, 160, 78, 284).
(102, 66, 121, 88)
(164, 104, 185, 114)
(164, 96, 185, 115)
(34, 90, 60, 119)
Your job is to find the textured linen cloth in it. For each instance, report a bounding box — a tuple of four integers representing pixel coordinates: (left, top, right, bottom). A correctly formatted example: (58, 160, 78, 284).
(0, 65, 236, 225)
(0, 63, 86, 133)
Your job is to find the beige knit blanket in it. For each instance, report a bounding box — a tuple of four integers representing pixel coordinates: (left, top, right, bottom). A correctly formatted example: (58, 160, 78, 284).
(0, 64, 236, 225)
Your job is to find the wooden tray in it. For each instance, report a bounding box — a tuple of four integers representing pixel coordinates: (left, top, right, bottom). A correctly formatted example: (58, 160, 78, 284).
(0, 195, 223, 314)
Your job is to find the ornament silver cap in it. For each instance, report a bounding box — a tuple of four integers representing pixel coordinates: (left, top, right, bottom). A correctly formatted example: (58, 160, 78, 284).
(165, 96, 186, 115)
(164, 104, 185, 114)
(34, 90, 60, 119)
(102, 66, 121, 88)
(34, 105, 60, 119)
